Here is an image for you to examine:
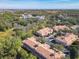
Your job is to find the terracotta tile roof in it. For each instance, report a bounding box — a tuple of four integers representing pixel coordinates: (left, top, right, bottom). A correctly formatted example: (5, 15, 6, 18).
(53, 25, 69, 31)
(23, 37, 65, 59)
(37, 27, 53, 36)
(56, 33, 77, 46)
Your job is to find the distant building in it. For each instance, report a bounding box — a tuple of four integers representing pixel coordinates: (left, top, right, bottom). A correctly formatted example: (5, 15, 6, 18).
(77, 35, 79, 42)
(21, 14, 45, 20)
(21, 14, 33, 19)
(36, 27, 53, 37)
(23, 37, 65, 59)
(58, 14, 69, 19)
(36, 16, 45, 20)
(55, 33, 77, 46)
(71, 25, 79, 29)
(53, 25, 69, 31)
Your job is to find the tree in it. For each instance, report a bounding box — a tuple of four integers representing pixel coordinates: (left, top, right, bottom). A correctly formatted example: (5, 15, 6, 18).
(0, 29, 37, 59)
(0, 29, 22, 59)
(70, 45, 79, 59)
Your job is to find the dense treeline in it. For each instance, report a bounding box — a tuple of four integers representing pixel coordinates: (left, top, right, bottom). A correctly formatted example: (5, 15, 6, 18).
(0, 10, 79, 59)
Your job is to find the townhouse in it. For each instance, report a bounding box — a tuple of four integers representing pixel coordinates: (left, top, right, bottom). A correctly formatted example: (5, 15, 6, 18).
(22, 27, 77, 59)
(23, 37, 65, 59)
(55, 33, 77, 46)
(53, 25, 69, 31)
(36, 27, 53, 37)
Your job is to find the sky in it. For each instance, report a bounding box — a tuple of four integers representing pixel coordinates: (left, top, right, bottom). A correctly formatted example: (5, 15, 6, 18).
(0, 0, 79, 9)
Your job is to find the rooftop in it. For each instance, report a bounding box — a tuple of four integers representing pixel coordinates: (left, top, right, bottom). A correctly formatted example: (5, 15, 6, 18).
(37, 27, 53, 36)
(56, 33, 77, 46)
(53, 25, 69, 31)
(23, 37, 65, 59)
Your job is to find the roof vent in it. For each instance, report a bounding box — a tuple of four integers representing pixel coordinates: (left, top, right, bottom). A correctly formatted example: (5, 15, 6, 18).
(50, 53, 54, 57)
(34, 44, 38, 48)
